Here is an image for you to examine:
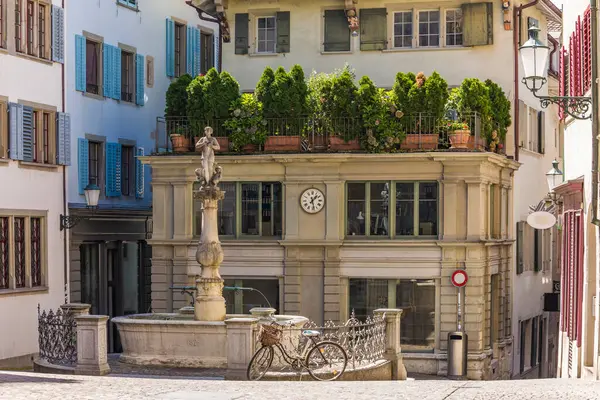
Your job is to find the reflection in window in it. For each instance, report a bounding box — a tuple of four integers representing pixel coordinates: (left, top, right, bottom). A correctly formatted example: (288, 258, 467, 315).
(370, 183, 389, 236)
(347, 183, 366, 236)
(419, 182, 437, 236)
(242, 184, 259, 235)
(224, 278, 280, 314)
(396, 183, 414, 236)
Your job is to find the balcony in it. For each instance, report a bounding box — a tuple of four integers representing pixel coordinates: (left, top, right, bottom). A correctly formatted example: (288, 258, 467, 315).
(154, 112, 504, 155)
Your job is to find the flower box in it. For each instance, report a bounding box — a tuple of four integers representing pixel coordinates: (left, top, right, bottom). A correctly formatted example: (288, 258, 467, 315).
(400, 133, 439, 150)
(329, 136, 361, 151)
(264, 136, 302, 152)
(242, 144, 258, 153)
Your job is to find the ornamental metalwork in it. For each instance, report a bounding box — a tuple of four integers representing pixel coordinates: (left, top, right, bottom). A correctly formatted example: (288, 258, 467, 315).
(14, 217, 25, 288)
(255, 310, 386, 373)
(522, 77, 592, 120)
(30, 218, 41, 287)
(0, 217, 8, 289)
(37, 305, 77, 366)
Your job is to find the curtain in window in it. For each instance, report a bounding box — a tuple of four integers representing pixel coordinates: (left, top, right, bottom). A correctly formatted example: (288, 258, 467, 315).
(86, 42, 97, 86)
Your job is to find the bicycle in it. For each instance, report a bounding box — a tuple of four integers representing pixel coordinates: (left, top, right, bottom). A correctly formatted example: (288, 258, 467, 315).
(246, 322, 348, 381)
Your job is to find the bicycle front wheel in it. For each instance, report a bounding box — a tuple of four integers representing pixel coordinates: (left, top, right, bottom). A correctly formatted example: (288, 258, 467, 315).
(305, 341, 348, 381)
(246, 345, 274, 381)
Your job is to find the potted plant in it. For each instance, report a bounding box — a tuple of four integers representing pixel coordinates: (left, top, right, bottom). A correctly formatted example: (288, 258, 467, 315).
(323, 66, 360, 150)
(224, 93, 266, 153)
(171, 125, 191, 152)
(447, 120, 471, 149)
(165, 74, 193, 152)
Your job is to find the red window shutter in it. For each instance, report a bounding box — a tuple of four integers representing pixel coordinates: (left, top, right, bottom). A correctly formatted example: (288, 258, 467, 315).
(558, 46, 565, 120)
(576, 211, 584, 347)
(575, 18, 582, 97)
(560, 211, 567, 332)
(569, 35, 575, 97)
(582, 7, 592, 93)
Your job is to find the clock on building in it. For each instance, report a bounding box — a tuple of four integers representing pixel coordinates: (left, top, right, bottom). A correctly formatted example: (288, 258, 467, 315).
(300, 188, 325, 214)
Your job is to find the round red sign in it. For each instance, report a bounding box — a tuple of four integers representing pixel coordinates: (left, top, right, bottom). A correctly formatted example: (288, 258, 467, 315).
(451, 270, 468, 288)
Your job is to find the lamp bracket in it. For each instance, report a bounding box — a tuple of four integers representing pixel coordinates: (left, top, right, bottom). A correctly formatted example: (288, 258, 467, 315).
(522, 78, 592, 120)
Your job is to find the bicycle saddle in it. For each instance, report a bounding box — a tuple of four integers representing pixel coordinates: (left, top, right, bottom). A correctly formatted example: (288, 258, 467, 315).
(302, 329, 321, 337)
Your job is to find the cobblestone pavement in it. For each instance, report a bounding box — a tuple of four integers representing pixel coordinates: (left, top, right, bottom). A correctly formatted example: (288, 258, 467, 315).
(2, 371, 600, 400)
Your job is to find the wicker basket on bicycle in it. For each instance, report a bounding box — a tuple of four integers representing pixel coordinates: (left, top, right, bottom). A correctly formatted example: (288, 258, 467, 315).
(259, 323, 283, 346)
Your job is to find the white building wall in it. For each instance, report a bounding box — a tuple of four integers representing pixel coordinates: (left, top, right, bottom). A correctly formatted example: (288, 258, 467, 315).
(0, 0, 66, 365)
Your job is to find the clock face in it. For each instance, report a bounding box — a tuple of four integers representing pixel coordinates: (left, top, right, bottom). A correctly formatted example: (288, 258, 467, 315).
(300, 188, 325, 214)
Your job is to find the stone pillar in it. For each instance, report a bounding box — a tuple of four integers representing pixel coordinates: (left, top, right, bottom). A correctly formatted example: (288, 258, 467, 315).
(225, 317, 258, 380)
(173, 181, 194, 240)
(443, 180, 459, 240)
(466, 180, 486, 240)
(61, 303, 90, 317)
(374, 308, 407, 380)
(74, 315, 110, 376)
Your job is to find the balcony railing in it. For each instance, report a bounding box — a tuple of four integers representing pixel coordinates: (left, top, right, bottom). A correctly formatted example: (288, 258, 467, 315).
(154, 112, 504, 154)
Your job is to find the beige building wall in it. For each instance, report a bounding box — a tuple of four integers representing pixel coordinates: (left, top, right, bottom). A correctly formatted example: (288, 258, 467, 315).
(144, 152, 519, 379)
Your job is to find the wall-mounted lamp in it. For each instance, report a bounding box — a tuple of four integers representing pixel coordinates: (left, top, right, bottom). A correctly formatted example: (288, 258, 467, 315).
(59, 184, 100, 231)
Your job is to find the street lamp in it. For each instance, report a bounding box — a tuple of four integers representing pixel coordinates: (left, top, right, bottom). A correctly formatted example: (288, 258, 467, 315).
(546, 159, 563, 193)
(519, 25, 593, 120)
(60, 184, 100, 231)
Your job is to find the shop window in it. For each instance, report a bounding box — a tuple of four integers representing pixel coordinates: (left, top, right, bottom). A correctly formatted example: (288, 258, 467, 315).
(223, 278, 279, 314)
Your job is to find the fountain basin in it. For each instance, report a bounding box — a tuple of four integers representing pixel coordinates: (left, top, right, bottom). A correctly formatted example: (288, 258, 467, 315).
(111, 313, 308, 368)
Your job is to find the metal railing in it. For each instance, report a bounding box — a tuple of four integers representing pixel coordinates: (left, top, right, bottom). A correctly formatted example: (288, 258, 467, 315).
(155, 112, 502, 154)
(37, 305, 77, 366)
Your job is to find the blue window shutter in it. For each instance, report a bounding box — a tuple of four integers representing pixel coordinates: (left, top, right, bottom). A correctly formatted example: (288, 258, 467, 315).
(57, 113, 71, 166)
(8, 103, 24, 161)
(194, 27, 201, 76)
(113, 46, 122, 101)
(103, 44, 111, 98)
(78, 138, 89, 195)
(214, 34, 219, 72)
(136, 147, 145, 199)
(75, 35, 86, 92)
(22, 106, 34, 162)
(105, 142, 122, 197)
(52, 6, 65, 63)
(186, 25, 194, 75)
(166, 18, 175, 77)
(135, 54, 145, 106)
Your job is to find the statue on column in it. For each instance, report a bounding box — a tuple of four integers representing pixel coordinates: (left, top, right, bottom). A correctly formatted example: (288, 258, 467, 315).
(195, 126, 221, 188)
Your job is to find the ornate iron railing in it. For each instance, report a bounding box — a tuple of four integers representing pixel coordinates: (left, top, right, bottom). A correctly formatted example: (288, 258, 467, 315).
(37, 305, 77, 366)
(254, 311, 386, 374)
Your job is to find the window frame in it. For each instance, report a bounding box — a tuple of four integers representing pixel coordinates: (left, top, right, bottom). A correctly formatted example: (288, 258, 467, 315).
(392, 10, 413, 49)
(120, 145, 135, 196)
(120, 50, 135, 103)
(200, 31, 214, 74)
(417, 9, 441, 48)
(88, 140, 102, 188)
(0, 98, 7, 159)
(0, 212, 47, 293)
(174, 22, 186, 77)
(85, 38, 102, 95)
(323, 9, 351, 53)
(444, 8, 463, 47)
(25, 106, 56, 165)
(13, 0, 50, 58)
(116, 0, 138, 11)
(256, 15, 277, 54)
(345, 181, 439, 239)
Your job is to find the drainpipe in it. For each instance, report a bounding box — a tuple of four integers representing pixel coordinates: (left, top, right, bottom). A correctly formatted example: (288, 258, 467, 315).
(590, 0, 600, 226)
(61, 0, 68, 304)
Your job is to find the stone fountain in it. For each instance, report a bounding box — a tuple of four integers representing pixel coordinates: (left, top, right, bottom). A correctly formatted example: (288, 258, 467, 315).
(111, 127, 307, 369)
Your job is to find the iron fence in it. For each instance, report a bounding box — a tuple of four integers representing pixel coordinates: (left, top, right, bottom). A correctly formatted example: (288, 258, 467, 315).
(37, 305, 77, 366)
(155, 112, 502, 154)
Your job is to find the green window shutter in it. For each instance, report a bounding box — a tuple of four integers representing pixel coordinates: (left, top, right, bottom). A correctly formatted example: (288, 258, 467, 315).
(324, 10, 350, 52)
(276, 11, 290, 53)
(235, 13, 249, 55)
(516, 221, 524, 274)
(534, 229, 542, 272)
(462, 2, 493, 46)
(360, 8, 387, 51)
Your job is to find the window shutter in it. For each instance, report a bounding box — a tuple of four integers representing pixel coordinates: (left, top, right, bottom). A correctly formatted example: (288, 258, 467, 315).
(135, 54, 145, 106)
(538, 111, 545, 154)
(235, 13, 249, 55)
(582, 7, 592, 94)
(517, 221, 524, 274)
(113, 46, 122, 101)
(57, 112, 71, 166)
(136, 147, 145, 199)
(75, 35, 86, 92)
(8, 103, 24, 161)
(558, 46, 565, 120)
(186, 25, 194, 75)
(166, 18, 175, 77)
(462, 2, 493, 46)
(534, 228, 541, 272)
(569, 35, 575, 97)
(103, 44, 112, 98)
(575, 17, 582, 97)
(51, 5, 65, 63)
(78, 138, 89, 195)
(360, 8, 387, 51)
(105, 142, 122, 197)
(194, 27, 201, 76)
(214, 34, 220, 71)
(276, 11, 290, 53)
(22, 106, 33, 162)
(324, 10, 350, 52)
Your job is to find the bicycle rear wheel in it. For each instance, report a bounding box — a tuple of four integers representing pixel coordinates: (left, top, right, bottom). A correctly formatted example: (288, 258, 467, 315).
(305, 341, 347, 381)
(246, 346, 274, 381)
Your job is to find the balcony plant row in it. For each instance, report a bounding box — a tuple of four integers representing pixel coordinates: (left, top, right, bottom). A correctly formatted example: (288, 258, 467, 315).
(164, 65, 511, 154)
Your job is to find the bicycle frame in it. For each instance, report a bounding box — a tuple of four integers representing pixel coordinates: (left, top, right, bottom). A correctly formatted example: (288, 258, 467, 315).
(272, 335, 323, 368)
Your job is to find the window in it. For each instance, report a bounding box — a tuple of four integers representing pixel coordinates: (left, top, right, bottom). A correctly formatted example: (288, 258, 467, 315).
(0, 100, 6, 158)
(193, 182, 282, 238)
(224, 278, 280, 314)
(30, 217, 41, 287)
(490, 274, 500, 346)
(32, 110, 38, 162)
(445, 9, 463, 46)
(88, 141, 101, 187)
(15, 0, 22, 52)
(393, 11, 413, 48)
(201, 32, 214, 74)
(38, 3, 46, 58)
(121, 51, 134, 102)
(349, 278, 436, 351)
(0, 0, 5, 49)
(121, 145, 134, 196)
(28, 109, 55, 165)
(146, 56, 154, 87)
(42, 112, 49, 163)
(518, 101, 545, 153)
(347, 181, 438, 238)
(174, 22, 186, 77)
(14, 217, 25, 288)
(0, 217, 8, 289)
(117, 0, 137, 9)
(86, 39, 101, 94)
(418, 10, 440, 47)
(26, 0, 33, 55)
(323, 10, 350, 52)
(256, 16, 276, 53)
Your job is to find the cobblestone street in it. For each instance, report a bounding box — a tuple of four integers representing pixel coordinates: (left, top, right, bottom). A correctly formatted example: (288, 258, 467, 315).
(1, 371, 600, 400)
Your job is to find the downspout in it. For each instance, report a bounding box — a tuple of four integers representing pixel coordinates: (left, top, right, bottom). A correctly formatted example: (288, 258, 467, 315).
(513, 0, 539, 162)
(590, 0, 600, 226)
(62, 0, 68, 304)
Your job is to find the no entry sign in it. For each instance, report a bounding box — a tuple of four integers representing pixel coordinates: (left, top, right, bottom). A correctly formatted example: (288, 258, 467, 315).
(451, 270, 468, 288)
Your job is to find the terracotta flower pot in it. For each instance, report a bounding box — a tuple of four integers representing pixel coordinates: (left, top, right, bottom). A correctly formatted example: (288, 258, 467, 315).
(170, 134, 191, 153)
(448, 130, 471, 149)
(329, 136, 361, 151)
(264, 136, 302, 152)
(400, 133, 439, 150)
(242, 144, 257, 153)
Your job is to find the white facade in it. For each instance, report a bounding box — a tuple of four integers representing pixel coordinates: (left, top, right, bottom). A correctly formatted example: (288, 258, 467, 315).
(0, 0, 67, 367)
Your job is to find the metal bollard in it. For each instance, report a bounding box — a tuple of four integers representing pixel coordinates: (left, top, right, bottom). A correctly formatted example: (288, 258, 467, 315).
(447, 331, 468, 379)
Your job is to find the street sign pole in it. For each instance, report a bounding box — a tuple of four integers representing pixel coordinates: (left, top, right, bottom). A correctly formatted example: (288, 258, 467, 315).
(451, 269, 469, 333)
